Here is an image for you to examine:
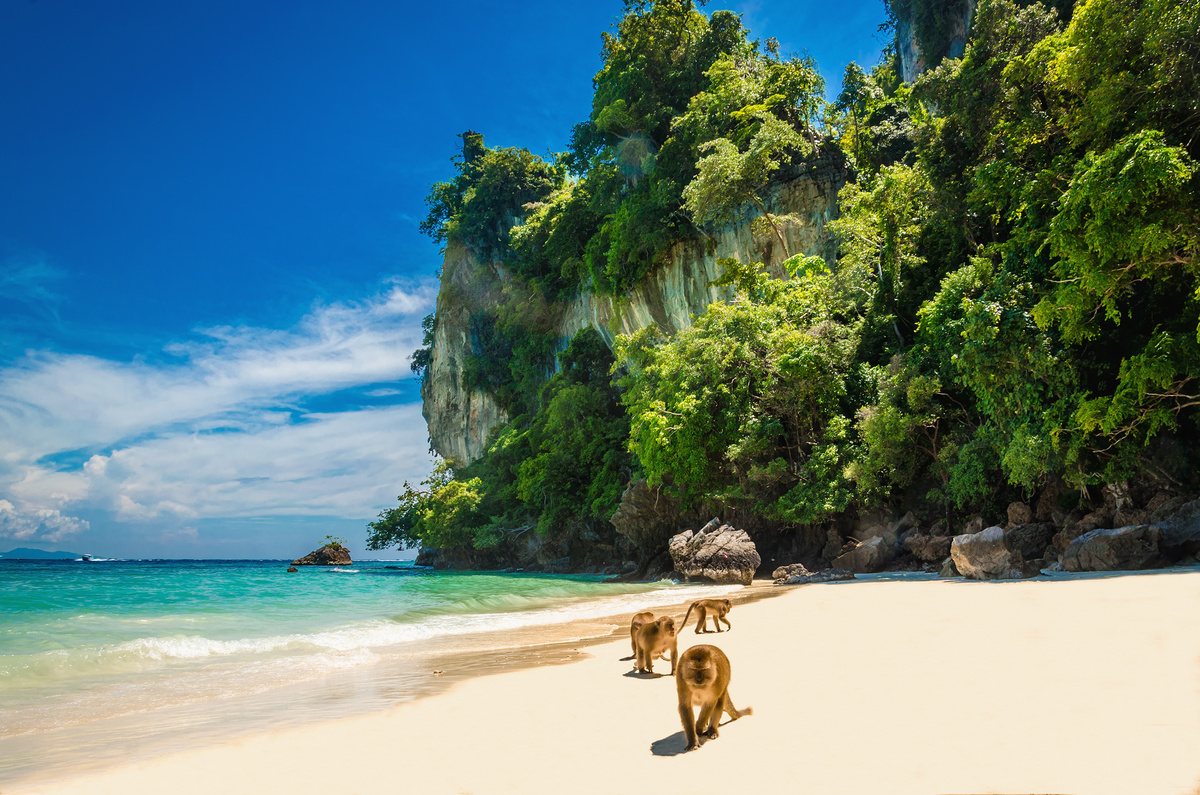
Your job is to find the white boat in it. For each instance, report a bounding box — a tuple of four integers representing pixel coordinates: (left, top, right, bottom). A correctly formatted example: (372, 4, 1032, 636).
(81, 553, 93, 562)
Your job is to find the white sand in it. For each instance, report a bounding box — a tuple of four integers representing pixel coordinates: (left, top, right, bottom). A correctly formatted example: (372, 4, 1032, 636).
(16, 571, 1200, 795)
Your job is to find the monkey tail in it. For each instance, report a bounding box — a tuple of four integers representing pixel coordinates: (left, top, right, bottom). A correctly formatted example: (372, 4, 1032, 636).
(738, 706, 754, 717)
(681, 602, 698, 630)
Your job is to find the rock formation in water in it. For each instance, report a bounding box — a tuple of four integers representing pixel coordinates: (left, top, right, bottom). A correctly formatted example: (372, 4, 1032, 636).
(292, 544, 352, 566)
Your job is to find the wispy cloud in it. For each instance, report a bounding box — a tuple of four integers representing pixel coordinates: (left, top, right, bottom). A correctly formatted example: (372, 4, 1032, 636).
(0, 279, 438, 546)
(0, 253, 66, 312)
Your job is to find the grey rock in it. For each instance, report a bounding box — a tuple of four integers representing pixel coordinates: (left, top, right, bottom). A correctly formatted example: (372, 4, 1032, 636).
(1062, 525, 1165, 572)
(1006, 502, 1033, 528)
(950, 526, 1037, 580)
(610, 479, 681, 554)
(903, 533, 952, 563)
(1102, 481, 1133, 511)
(832, 535, 893, 573)
(1155, 497, 1200, 556)
(1145, 491, 1175, 516)
(668, 519, 761, 585)
(890, 510, 919, 535)
(775, 567, 856, 586)
(963, 515, 985, 536)
(1077, 509, 1113, 534)
(938, 556, 960, 578)
(772, 563, 811, 580)
(820, 528, 843, 563)
(1004, 523, 1056, 561)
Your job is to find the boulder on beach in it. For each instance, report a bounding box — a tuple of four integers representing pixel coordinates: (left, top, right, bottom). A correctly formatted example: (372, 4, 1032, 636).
(771, 563, 855, 585)
(832, 535, 893, 573)
(292, 544, 352, 566)
(1062, 525, 1164, 572)
(950, 526, 1039, 580)
(668, 519, 760, 585)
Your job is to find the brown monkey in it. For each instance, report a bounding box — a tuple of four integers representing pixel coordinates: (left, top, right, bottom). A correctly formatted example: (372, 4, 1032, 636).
(633, 616, 677, 675)
(675, 644, 751, 750)
(629, 611, 655, 658)
(681, 598, 732, 634)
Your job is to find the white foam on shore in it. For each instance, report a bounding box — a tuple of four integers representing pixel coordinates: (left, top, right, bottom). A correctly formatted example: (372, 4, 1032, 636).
(3, 581, 740, 674)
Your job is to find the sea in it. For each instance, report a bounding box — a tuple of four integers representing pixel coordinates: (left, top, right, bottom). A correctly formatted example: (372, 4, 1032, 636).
(0, 558, 741, 785)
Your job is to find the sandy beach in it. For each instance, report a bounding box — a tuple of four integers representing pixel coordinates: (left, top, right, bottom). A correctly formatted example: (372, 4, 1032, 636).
(14, 570, 1200, 795)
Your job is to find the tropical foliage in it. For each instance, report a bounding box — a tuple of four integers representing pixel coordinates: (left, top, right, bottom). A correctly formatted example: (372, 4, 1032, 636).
(379, 0, 1200, 566)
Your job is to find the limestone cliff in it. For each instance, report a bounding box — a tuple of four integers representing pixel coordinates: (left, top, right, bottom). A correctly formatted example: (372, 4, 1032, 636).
(894, 0, 976, 84)
(420, 241, 510, 465)
(422, 157, 847, 465)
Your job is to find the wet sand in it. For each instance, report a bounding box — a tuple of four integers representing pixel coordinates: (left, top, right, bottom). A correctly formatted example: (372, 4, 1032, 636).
(12, 571, 1200, 795)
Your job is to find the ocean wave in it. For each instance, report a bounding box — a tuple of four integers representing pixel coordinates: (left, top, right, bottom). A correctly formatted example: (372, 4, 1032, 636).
(0, 581, 740, 683)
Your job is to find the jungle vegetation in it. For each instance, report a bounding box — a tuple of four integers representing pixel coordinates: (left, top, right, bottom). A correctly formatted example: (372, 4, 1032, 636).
(370, 0, 1200, 569)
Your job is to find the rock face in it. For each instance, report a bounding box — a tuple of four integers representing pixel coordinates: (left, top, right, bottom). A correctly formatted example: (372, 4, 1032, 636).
(772, 563, 855, 585)
(421, 162, 846, 466)
(610, 479, 681, 556)
(1156, 497, 1200, 558)
(950, 526, 1039, 580)
(292, 544, 352, 566)
(895, 0, 977, 83)
(420, 241, 510, 465)
(832, 535, 893, 573)
(668, 519, 761, 585)
(1062, 525, 1164, 572)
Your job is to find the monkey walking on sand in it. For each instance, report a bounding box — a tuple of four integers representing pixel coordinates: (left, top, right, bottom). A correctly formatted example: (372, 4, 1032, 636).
(633, 615, 677, 675)
(680, 598, 732, 634)
(675, 644, 751, 750)
(627, 611, 656, 659)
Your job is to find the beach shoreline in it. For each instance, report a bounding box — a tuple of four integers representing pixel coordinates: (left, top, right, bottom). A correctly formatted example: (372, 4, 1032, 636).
(12, 569, 1200, 795)
(0, 575, 776, 791)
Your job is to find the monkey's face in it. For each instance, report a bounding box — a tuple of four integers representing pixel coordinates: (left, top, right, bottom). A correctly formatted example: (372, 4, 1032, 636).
(661, 617, 676, 634)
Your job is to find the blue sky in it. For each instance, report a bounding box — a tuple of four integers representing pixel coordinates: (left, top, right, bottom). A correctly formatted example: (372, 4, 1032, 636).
(0, 0, 888, 560)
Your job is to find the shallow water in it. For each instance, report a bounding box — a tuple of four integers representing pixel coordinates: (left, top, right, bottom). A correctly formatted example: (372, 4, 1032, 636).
(0, 558, 740, 785)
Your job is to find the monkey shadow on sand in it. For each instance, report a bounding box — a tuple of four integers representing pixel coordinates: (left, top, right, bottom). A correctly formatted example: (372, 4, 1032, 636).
(650, 731, 689, 756)
(622, 670, 667, 679)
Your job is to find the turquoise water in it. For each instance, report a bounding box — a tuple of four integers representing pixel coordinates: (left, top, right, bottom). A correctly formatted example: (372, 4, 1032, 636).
(0, 559, 739, 751)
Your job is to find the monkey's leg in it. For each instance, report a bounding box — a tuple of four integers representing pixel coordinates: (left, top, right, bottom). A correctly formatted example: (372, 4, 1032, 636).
(695, 609, 707, 634)
(719, 615, 731, 631)
(696, 700, 719, 739)
(679, 703, 698, 751)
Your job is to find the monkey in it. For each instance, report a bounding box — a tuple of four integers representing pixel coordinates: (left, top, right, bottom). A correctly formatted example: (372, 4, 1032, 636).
(681, 598, 732, 634)
(633, 615, 677, 675)
(629, 611, 655, 658)
(675, 644, 752, 751)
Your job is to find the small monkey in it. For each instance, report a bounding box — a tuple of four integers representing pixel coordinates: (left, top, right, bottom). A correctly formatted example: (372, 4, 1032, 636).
(633, 616, 677, 675)
(681, 598, 732, 634)
(629, 611, 655, 658)
(675, 644, 751, 751)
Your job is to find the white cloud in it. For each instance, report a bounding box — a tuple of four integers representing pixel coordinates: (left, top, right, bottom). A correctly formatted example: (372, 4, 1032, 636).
(0, 499, 90, 542)
(0, 279, 439, 538)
